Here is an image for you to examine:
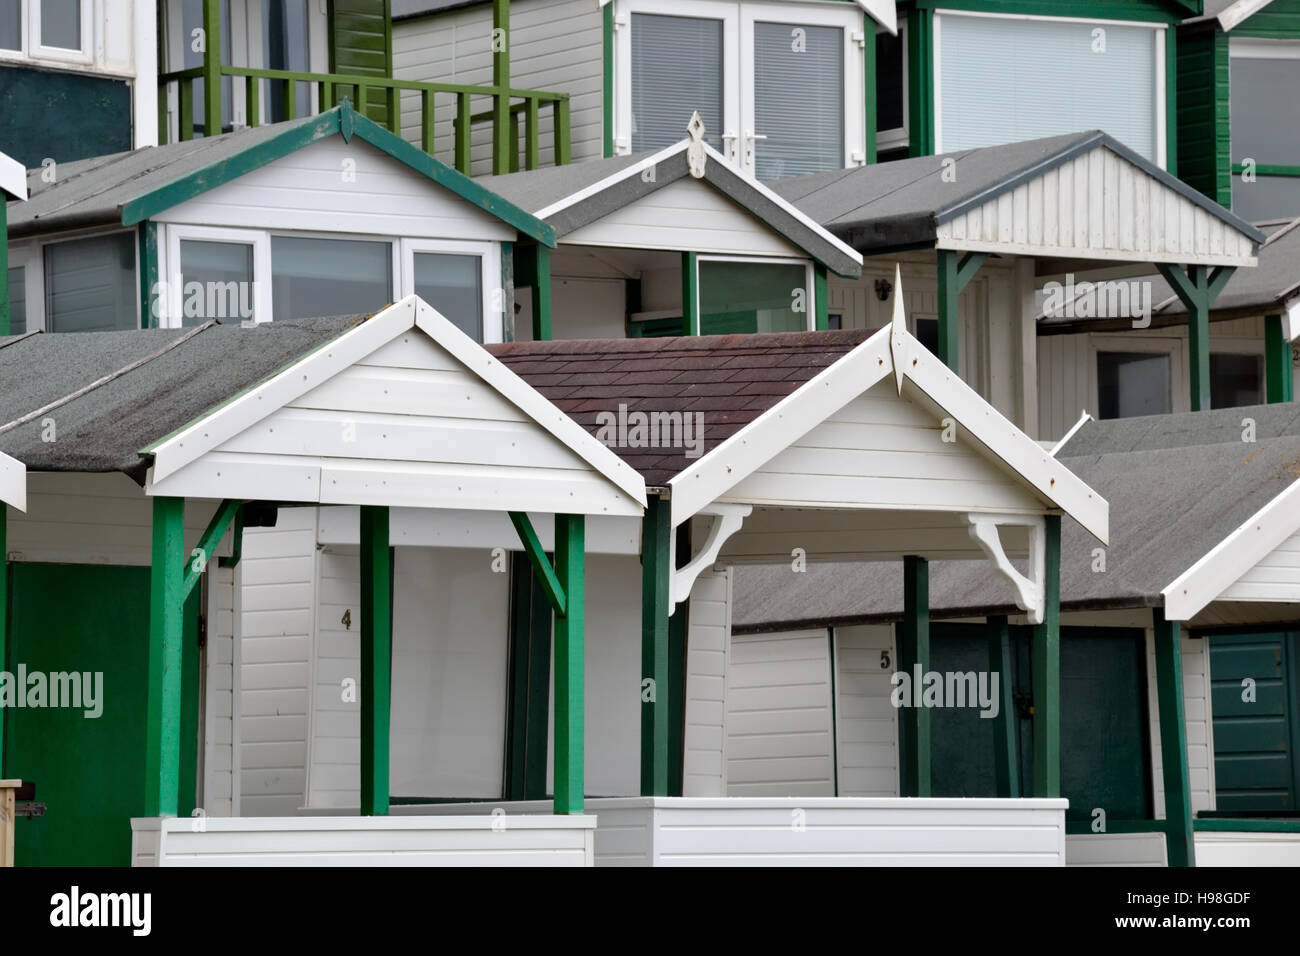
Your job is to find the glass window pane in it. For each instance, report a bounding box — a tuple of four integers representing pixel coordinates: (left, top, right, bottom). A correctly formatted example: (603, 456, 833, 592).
(753, 22, 843, 179)
(413, 252, 482, 342)
(699, 261, 807, 335)
(938, 15, 1158, 161)
(915, 317, 939, 356)
(179, 239, 255, 326)
(8, 266, 26, 334)
(876, 30, 904, 133)
(1231, 174, 1300, 221)
(271, 236, 391, 321)
(41, 0, 79, 50)
(1210, 352, 1263, 410)
(1097, 351, 1171, 419)
(0, 0, 21, 51)
(44, 233, 137, 333)
(1230, 55, 1300, 165)
(631, 14, 724, 152)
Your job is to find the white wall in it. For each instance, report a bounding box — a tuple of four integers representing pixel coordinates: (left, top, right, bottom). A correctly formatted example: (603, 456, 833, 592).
(833, 625, 900, 797)
(203, 562, 238, 816)
(682, 568, 731, 797)
(1148, 631, 1216, 818)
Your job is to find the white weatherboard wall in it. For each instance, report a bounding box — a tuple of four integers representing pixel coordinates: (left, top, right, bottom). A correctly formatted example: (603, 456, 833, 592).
(683, 568, 731, 797)
(394, 0, 604, 172)
(1196, 831, 1300, 866)
(726, 630, 836, 796)
(1066, 833, 1167, 866)
(1220, 526, 1300, 603)
(1147, 632, 1216, 819)
(307, 545, 359, 808)
(834, 625, 900, 796)
(203, 563, 238, 816)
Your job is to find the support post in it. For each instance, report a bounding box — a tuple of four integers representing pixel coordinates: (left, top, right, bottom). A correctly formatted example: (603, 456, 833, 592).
(532, 245, 552, 341)
(1154, 607, 1196, 867)
(640, 496, 671, 796)
(1032, 515, 1061, 797)
(138, 222, 159, 329)
(492, 0, 512, 175)
(1265, 314, 1294, 403)
(145, 496, 186, 817)
(988, 615, 1020, 798)
(900, 555, 930, 797)
(359, 505, 391, 816)
(202, 0, 222, 137)
(934, 249, 987, 371)
(1156, 263, 1235, 412)
(553, 513, 585, 814)
(681, 252, 699, 336)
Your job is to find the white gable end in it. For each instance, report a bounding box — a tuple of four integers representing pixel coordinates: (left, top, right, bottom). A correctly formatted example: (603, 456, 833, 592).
(1219, 529, 1300, 604)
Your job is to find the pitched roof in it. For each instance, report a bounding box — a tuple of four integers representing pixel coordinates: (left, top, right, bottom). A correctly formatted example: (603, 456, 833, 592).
(731, 402, 1300, 632)
(774, 130, 1265, 255)
(486, 330, 872, 486)
(7, 104, 553, 244)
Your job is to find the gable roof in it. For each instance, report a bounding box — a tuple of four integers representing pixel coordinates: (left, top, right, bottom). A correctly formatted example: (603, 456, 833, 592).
(7, 103, 554, 245)
(774, 130, 1265, 261)
(480, 140, 863, 277)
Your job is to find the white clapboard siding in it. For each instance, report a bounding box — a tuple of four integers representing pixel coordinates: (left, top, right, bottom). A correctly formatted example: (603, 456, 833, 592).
(683, 568, 732, 797)
(562, 179, 804, 257)
(239, 510, 318, 816)
(722, 381, 1045, 516)
(1146, 631, 1216, 817)
(149, 816, 594, 866)
(394, 0, 604, 172)
(307, 546, 360, 808)
(203, 562, 238, 817)
(833, 625, 900, 797)
(1065, 833, 1168, 866)
(726, 630, 835, 797)
(1219, 528, 1300, 603)
(1196, 831, 1300, 866)
(937, 147, 1257, 266)
(155, 137, 514, 241)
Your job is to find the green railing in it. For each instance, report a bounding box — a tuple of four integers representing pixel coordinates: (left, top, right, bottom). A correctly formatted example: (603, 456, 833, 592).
(158, 64, 572, 175)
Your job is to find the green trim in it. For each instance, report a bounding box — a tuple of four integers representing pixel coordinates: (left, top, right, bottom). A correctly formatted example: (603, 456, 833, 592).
(553, 513, 585, 815)
(137, 221, 159, 330)
(988, 615, 1020, 799)
(814, 264, 829, 331)
(602, 1, 615, 159)
(120, 104, 557, 246)
(1195, 818, 1300, 833)
(181, 499, 239, 599)
(360, 505, 391, 816)
(492, 0, 512, 175)
(935, 249, 986, 371)
(1154, 607, 1195, 866)
(202, 0, 222, 137)
(1165, 23, 1178, 179)
(900, 555, 931, 797)
(500, 240, 515, 342)
(641, 496, 671, 796)
(912, 0, 1183, 21)
(1231, 162, 1300, 177)
(681, 252, 699, 336)
(1155, 263, 1235, 411)
(518, 244, 552, 341)
(1265, 314, 1295, 403)
(145, 496, 186, 817)
(863, 12, 876, 166)
(906, 7, 934, 157)
(1032, 515, 1061, 798)
(508, 511, 566, 615)
(217, 504, 245, 569)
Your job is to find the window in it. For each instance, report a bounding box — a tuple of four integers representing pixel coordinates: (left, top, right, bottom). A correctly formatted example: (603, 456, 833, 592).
(412, 253, 482, 341)
(1229, 41, 1300, 221)
(271, 236, 392, 321)
(0, 0, 89, 60)
(1097, 350, 1171, 419)
(262, 0, 312, 122)
(7, 266, 25, 334)
(698, 258, 810, 334)
(914, 316, 939, 356)
(1210, 352, 1264, 409)
(39, 0, 77, 50)
(876, 25, 906, 153)
(935, 11, 1164, 164)
(618, 0, 864, 179)
(0, 1, 21, 51)
(43, 232, 137, 333)
(179, 240, 256, 326)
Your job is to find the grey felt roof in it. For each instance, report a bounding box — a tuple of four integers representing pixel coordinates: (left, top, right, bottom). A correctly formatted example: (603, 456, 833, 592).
(480, 152, 653, 215)
(732, 401, 1300, 632)
(0, 316, 365, 481)
(772, 130, 1265, 254)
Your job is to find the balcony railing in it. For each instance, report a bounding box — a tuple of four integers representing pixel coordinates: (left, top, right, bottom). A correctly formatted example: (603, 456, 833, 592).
(158, 65, 572, 175)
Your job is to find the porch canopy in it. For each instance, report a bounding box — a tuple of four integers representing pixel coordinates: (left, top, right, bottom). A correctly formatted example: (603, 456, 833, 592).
(0, 297, 646, 820)
(491, 276, 1109, 799)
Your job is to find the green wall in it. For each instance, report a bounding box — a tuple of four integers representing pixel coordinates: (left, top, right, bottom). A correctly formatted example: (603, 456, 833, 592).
(0, 67, 131, 168)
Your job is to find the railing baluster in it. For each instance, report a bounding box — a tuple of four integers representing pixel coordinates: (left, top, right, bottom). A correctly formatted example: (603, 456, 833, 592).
(510, 108, 521, 173)
(525, 97, 540, 171)
(421, 89, 435, 155)
(320, 81, 333, 111)
(455, 91, 472, 175)
(387, 86, 401, 135)
(285, 77, 297, 121)
(554, 97, 571, 166)
(179, 80, 194, 142)
(158, 81, 170, 145)
(245, 75, 260, 128)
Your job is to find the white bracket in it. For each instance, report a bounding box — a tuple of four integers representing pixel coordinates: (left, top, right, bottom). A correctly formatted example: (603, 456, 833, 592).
(686, 112, 708, 179)
(887, 263, 907, 395)
(967, 514, 1046, 625)
(670, 503, 751, 612)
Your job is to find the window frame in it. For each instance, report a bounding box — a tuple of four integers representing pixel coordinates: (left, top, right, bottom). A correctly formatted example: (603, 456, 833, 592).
(875, 21, 908, 155)
(161, 223, 271, 328)
(399, 237, 501, 344)
(0, 0, 92, 64)
(695, 253, 817, 334)
(1088, 334, 1186, 419)
(6, 240, 45, 333)
(932, 9, 1168, 169)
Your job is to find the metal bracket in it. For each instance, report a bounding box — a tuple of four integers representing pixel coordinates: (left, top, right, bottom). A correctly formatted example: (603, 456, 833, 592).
(967, 514, 1046, 625)
(670, 504, 751, 612)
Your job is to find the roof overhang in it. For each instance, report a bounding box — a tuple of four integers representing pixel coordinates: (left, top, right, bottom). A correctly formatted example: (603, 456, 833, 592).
(0, 450, 25, 512)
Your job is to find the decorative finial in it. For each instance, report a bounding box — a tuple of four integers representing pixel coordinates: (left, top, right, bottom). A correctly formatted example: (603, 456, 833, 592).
(687, 112, 707, 178)
(889, 264, 907, 395)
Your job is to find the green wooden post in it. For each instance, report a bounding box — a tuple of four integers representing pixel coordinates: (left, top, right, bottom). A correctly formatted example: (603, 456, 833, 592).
(667, 524, 690, 797)
(814, 263, 829, 331)
(1265, 314, 1294, 403)
(602, 1, 614, 158)
(906, 6, 934, 157)
(1154, 607, 1196, 867)
(640, 496, 671, 796)
(145, 496, 186, 817)
(1032, 515, 1061, 798)
(681, 252, 699, 336)
(202, 0, 222, 137)
(553, 513, 585, 814)
(934, 249, 986, 372)
(138, 221, 158, 329)
(492, 0, 512, 175)
(455, 91, 472, 174)
(359, 505, 391, 816)
(862, 11, 876, 165)
(988, 615, 1020, 798)
(1156, 263, 1235, 412)
(554, 97, 571, 166)
(533, 245, 552, 341)
(900, 555, 930, 797)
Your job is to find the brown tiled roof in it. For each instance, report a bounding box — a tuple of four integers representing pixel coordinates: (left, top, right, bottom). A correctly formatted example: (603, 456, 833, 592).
(487, 329, 875, 485)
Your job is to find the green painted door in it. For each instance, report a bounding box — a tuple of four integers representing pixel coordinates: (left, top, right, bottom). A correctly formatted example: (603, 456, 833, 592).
(1209, 632, 1299, 813)
(2, 563, 200, 866)
(329, 0, 393, 127)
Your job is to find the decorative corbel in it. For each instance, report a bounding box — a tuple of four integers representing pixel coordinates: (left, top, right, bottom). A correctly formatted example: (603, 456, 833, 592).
(670, 503, 751, 612)
(686, 112, 708, 179)
(967, 514, 1046, 624)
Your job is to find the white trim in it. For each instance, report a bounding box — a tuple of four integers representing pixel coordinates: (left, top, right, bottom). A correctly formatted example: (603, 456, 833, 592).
(856, 0, 896, 35)
(0, 152, 27, 200)
(158, 223, 272, 328)
(133, 0, 158, 148)
(1155, 26, 1167, 170)
(1230, 36, 1300, 58)
(1284, 294, 1300, 341)
(535, 142, 686, 220)
(669, 503, 749, 611)
(29, 0, 93, 65)
(967, 514, 1046, 624)
(0, 451, 26, 512)
(1162, 477, 1300, 621)
(875, 21, 908, 153)
(1050, 410, 1093, 457)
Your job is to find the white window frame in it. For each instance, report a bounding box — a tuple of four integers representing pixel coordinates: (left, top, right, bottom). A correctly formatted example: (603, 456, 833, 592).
(932, 9, 1167, 169)
(1088, 334, 1186, 418)
(399, 237, 502, 344)
(0, 0, 92, 64)
(695, 254, 817, 333)
(875, 20, 907, 155)
(6, 240, 46, 333)
(159, 223, 272, 328)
